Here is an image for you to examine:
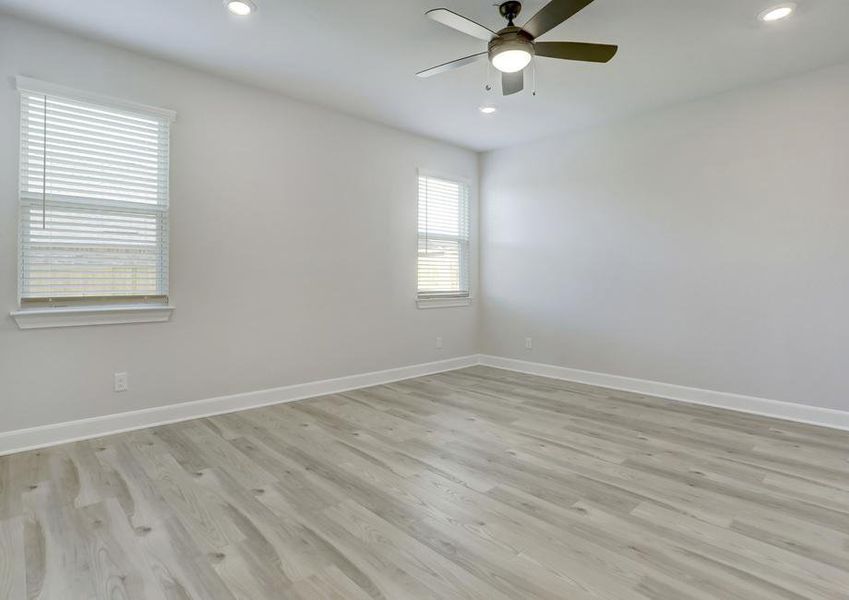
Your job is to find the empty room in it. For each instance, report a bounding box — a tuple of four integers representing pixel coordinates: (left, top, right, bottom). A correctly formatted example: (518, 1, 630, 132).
(1, 0, 848, 598)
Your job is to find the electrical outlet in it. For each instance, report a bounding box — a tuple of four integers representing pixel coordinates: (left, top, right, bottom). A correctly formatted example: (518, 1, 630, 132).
(114, 372, 129, 392)
(525, 337, 533, 350)
(435, 336, 443, 349)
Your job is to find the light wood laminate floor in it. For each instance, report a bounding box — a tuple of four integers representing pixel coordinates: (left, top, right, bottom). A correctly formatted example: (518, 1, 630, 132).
(1, 366, 848, 599)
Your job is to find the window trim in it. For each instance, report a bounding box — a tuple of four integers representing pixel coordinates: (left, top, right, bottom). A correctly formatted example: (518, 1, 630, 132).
(416, 169, 472, 308)
(15, 76, 177, 122)
(416, 296, 472, 309)
(11, 77, 176, 327)
(11, 303, 175, 330)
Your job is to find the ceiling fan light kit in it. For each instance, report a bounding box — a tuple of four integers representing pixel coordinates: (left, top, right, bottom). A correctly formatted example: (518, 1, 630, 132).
(489, 30, 535, 73)
(489, 1, 534, 73)
(417, 0, 618, 96)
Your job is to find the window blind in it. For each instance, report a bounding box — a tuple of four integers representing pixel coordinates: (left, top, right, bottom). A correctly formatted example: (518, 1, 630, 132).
(417, 173, 470, 299)
(18, 81, 172, 305)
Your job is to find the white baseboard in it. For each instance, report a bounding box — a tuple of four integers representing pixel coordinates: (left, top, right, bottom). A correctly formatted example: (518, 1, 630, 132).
(4, 352, 847, 456)
(0, 355, 479, 456)
(478, 355, 849, 432)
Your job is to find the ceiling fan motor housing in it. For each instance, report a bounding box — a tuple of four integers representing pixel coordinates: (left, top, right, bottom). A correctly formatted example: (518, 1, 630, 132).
(488, 27, 535, 63)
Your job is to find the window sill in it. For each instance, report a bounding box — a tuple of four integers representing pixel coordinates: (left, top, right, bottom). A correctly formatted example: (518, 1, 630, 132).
(10, 304, 175, 330)
(416, 297, 472, 309)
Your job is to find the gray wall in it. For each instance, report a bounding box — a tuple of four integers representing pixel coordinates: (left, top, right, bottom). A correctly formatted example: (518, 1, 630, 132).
(481, 62, 849, 411)
(4, 14, 848, 437)
(0, 16, 479, 433)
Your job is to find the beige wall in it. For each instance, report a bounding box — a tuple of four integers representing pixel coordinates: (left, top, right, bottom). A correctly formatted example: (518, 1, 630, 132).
(0, 16, 479, 433)
(481, 62, 849, 412)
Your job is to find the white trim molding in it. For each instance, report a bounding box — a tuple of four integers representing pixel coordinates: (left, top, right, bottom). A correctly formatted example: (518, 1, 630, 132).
(0, 355, 478, 456)
(15, 76, 177, 121)
(416, 296, 473, 309)
(11, 304, 175, 329)
(479, 355, 849, 432)
(3, 353, 846, 456)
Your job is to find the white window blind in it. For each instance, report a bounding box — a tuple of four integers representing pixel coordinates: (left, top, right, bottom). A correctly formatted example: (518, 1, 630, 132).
(417, 173, 470, 299)
(17, 78, 173, 306)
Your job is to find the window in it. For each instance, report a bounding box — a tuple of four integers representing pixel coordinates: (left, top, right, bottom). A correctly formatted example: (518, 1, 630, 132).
(417, 172, 470, 304)
(16, 78, 173, 311)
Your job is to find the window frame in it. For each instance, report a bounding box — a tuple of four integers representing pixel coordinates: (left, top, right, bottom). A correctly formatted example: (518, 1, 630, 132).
(416, 169, 473, 309)
(10, 77, 176, 329)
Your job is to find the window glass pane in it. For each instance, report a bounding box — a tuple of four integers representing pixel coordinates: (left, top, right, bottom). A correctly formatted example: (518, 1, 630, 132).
(417, 175, 470, 298)
(19, 90, 170, 302)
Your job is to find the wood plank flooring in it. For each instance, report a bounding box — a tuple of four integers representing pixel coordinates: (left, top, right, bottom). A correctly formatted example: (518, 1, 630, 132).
(1, 365, 848, 599)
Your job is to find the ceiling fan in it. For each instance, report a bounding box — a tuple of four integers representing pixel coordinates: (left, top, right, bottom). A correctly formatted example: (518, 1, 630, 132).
(416, 0, 618, 95)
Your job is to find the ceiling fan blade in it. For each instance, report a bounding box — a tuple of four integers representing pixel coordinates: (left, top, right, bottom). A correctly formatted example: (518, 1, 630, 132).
(416, 52, 488, 78)
(535, 41, 618, 63)
(502, 70, 524, 95)
(523, 0, 596, 39)
(426, 8, 495, 42)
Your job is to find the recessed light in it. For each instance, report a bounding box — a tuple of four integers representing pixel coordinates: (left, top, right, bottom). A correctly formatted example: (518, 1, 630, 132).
(758, 3, 795, 22)
(479, 106, 497, 114)
(226, 0, 256, 16)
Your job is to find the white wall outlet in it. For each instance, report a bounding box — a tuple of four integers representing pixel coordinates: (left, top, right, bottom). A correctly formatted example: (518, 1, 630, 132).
(114, 372, 129, 392)
(435, 336, 443, 349)
(525, 337, 533, 350)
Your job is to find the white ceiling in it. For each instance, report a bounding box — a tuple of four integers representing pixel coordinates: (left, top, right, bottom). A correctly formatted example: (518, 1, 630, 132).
(2, 0, 849, 151)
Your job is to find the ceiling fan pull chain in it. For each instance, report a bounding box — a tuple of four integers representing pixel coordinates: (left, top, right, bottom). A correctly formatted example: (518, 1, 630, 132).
(531, 59, 536, 96)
